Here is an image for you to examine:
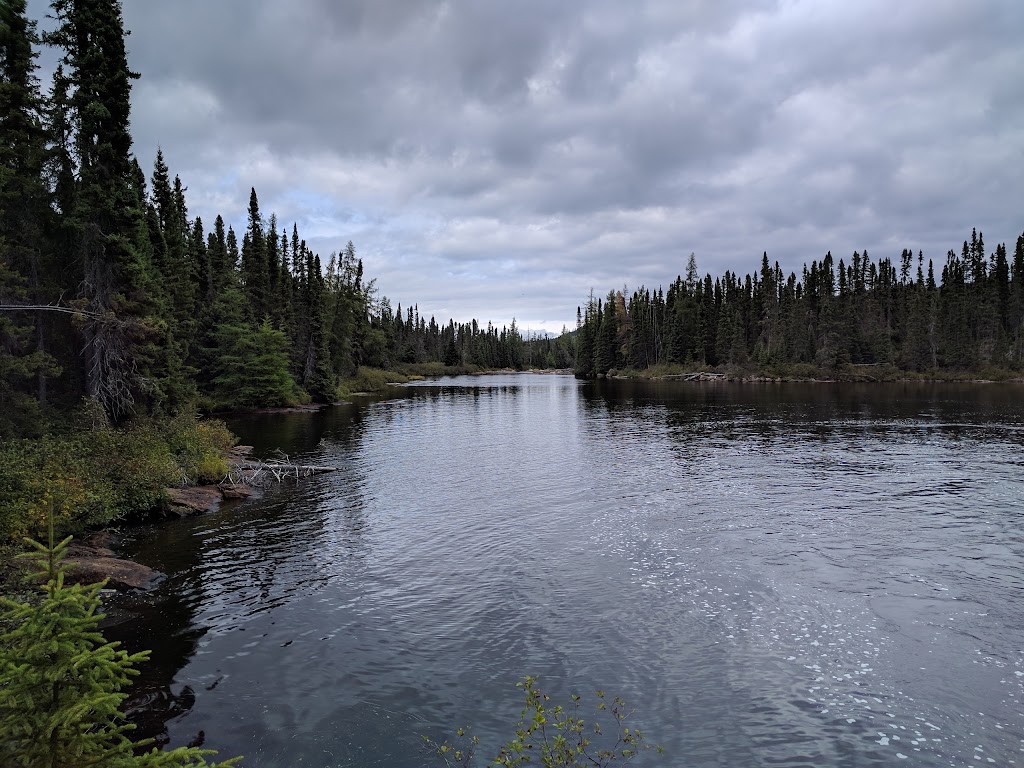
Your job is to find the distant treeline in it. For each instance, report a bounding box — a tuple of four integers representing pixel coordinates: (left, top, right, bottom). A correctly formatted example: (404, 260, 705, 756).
(575, 232, 1024, 378)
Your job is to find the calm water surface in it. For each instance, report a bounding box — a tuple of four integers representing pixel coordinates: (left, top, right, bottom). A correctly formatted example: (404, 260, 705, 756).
(114, 375, 1024, 767)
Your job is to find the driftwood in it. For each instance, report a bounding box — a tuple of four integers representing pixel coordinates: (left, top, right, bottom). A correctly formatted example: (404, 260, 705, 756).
(221, 450, 338, 487)
(0, 302, 102, 319)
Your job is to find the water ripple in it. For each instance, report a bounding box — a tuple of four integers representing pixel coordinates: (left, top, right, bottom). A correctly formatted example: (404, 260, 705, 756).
(116, 376, 1024, 767)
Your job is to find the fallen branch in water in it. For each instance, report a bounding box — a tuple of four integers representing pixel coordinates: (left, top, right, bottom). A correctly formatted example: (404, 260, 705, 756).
(220, 450, 338, 487)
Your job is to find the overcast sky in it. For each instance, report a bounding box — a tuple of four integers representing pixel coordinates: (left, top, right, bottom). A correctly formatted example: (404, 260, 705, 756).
(27, 1, 1024, 334)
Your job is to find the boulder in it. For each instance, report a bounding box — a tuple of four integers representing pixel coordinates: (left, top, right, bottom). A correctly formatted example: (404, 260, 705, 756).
(64, 545, 160, 590)
(219, 483, 258, 500)
(80, 530, 119, 551)
(165, 486, 223, 516)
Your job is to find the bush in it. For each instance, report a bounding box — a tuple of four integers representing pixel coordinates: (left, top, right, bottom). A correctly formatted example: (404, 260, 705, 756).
(0, 413, 237, 553)
(336, 366, 409, 397)
(161, 415, 235, 485)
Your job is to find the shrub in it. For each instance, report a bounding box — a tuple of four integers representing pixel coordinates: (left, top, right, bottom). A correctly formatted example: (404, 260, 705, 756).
(336, 366, 409, 397)
(0, 414, 237, 552)
(161, 415, 236, 485)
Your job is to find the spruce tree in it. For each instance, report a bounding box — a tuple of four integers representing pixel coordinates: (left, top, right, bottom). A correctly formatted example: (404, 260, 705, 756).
(45, 0, 172, 420)
(0, 260, 59, 436)
(595, 292, 618, 374)
(1010, 234, 1024, 363)
(0, 0, 58, 423)
(213, 319, 297, 408)
(0, 516, 240, 767)
(240, 188, 268, 322)
(574, 298, 596, 377)
(300, 252, 335, 402)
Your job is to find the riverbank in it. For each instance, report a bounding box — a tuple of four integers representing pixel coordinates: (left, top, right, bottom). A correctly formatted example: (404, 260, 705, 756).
(0, 413, 240, 587)
(603, 361, 1024, 383)
(0, 430, 344, 595)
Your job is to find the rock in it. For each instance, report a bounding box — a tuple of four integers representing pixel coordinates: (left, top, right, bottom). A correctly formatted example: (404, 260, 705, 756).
(64, 547, 160, 591)
(226, 445, 254, 462)
(165, 486, 223, 516)
(80, 530, 119, 550)
(219, 483, 258, 500)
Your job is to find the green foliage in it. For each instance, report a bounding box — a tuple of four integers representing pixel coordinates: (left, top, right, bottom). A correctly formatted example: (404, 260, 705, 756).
(585, 231, 1024, 380)
(212, 320, 299, 408)
(0, 260, 60, 438)
(0, 518, 240, 767)
(0, 413, 235, 549)
(336, 365, 410, 397)
(159, 414, 235, 484)
(425, 677, 660, 768)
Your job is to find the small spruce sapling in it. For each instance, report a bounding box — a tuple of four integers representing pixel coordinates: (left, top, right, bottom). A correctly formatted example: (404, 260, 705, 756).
(0, 504, 240, 767)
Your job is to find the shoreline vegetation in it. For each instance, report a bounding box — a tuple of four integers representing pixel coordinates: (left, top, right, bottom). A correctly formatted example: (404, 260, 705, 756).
(599, 362, 1024, 384)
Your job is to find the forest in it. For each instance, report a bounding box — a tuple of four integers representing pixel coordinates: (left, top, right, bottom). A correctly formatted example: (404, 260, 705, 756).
(575, 235, 1024, 379)
(0, 0, 576, 444)
(6, 0, 1019, 446)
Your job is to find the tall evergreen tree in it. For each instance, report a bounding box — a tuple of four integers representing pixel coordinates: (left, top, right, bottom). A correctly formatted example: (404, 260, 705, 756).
(0, 0, 59, 427)
(574, 299, 596, 377)
(45, 0, 174, 420)
(240, 187, 268, 322)
(595, 292, 619, 374)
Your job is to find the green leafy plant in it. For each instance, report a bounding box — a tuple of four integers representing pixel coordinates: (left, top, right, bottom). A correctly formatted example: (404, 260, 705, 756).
(0, 510, 241, 767)
(425, 676, 661, 768)
(0, 413, 238, 554)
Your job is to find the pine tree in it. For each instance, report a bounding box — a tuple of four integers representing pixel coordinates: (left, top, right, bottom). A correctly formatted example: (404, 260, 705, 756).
(0, 259, 59, 436)
(0, 514, 240, 767)
(574, 301, 595, 377)
(212, 319, 296, 408)
(300, 252, 335, 402)
(1010, 233, 1024, 363)
(595, 292, 618, 374)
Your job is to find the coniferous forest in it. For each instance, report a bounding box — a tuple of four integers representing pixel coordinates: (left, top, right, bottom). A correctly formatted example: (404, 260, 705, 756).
(574, 237, 1024, 379)
(4, 0, 1021, 443)
(0, 0, 567, 443)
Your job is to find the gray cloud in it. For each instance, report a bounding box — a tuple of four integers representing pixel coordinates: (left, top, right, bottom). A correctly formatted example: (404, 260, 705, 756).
(24, 0, 1024, 332)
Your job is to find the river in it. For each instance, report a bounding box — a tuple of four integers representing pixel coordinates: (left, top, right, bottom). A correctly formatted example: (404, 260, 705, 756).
(111, 374, 1024, 767)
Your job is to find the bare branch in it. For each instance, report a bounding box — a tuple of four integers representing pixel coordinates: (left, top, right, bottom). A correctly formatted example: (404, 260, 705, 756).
(0, 303, 103, 319)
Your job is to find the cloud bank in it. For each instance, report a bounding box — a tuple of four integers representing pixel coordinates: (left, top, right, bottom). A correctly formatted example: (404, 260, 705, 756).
(27, 0, 1024, 332)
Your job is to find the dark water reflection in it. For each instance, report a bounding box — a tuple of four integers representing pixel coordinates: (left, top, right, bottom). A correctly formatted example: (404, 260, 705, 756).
(112, 376, 1024, 767)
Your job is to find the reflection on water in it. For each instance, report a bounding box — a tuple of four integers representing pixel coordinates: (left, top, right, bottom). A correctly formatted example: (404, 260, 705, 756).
(113, 375, 1024, 767)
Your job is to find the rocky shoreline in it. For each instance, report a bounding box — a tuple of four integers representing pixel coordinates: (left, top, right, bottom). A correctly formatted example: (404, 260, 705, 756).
(606, 369, 1024, 384)
(62, 445, 263, 593)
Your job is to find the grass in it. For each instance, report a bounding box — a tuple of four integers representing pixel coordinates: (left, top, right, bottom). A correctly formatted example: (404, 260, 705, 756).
(336, 367, 411, 397)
